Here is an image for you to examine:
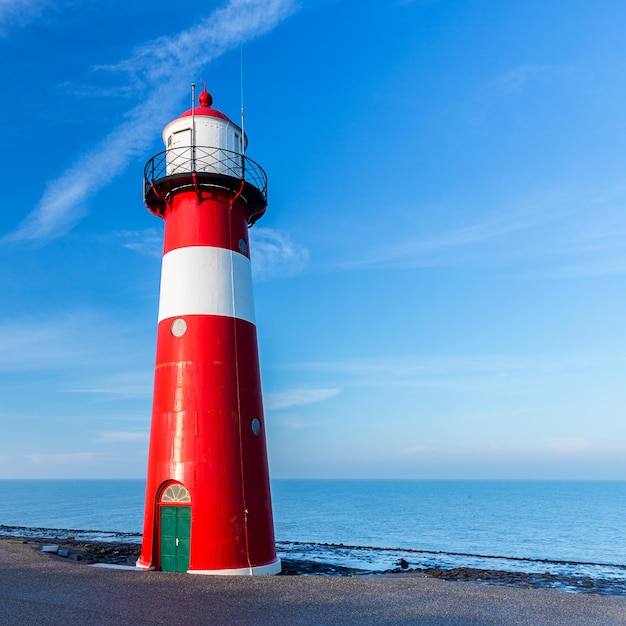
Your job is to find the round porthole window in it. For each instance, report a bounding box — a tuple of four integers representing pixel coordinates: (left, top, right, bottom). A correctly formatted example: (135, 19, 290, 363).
(251, 418, 261, 436)
(170, 318, 187, 337)
(238, 238, 248, 255)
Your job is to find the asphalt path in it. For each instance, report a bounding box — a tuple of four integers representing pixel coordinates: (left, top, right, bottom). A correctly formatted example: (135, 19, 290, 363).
(1, 540, 625, 625)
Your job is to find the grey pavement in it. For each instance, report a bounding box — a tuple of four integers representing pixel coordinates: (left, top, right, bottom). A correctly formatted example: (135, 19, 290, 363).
(1, 540, 625, 625)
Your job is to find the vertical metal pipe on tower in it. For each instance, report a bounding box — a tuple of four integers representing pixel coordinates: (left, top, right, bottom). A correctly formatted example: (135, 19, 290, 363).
(136, 87, 280, 575)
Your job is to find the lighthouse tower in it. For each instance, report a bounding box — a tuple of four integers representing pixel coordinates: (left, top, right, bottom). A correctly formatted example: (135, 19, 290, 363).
(137, 87, 280, 575)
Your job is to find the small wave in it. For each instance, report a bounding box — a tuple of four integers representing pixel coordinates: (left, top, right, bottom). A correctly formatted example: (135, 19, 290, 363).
(275, 540, 626, 594)
(279, 540, 626, 571)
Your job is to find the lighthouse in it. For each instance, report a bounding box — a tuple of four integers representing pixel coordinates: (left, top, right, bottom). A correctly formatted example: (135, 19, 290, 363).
(137, 87, 280, 575)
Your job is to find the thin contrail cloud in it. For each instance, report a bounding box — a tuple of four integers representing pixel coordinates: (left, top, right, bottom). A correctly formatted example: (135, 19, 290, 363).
(0, 0, 48, 33)
(4, 0, 295, 244)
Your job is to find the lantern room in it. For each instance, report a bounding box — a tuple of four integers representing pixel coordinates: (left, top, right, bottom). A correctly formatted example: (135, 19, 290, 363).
(143, 88, 267, 223)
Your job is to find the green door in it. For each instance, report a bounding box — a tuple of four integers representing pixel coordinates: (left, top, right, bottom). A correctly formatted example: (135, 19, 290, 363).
(160, 505, 191, 572)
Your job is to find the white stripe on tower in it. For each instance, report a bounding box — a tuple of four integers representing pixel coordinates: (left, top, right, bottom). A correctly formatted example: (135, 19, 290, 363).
(157, 246, 255, 324)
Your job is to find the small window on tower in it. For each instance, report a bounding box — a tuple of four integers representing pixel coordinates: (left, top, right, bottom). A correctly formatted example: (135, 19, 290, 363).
(168, 136, 172, 147)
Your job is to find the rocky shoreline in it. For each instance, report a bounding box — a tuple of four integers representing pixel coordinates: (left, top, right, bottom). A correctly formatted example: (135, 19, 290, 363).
(2, 534, 624, 596)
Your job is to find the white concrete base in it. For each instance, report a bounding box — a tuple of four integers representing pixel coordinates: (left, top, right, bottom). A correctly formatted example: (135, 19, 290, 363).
(188, 559, 282, 576)
(92, 564, 146, 571)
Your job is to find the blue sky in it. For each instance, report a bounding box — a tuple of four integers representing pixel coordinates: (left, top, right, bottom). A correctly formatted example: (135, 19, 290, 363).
(1, 0, 626, 479)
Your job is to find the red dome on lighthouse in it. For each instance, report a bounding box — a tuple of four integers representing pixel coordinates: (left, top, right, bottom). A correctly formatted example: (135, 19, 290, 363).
(178, 87, 231, 122)
(198, 89, 212, 107)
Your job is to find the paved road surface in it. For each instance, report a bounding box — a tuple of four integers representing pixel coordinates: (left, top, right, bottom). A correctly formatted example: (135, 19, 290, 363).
(1, 540, 625, 625)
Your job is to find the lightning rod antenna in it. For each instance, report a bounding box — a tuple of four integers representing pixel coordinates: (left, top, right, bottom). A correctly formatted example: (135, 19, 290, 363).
(191, 82, 196, 170)
(240, 43, 246, 155)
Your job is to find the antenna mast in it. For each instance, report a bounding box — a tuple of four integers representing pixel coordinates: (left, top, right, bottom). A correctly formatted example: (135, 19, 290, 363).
(240, 44, 246, 155)
(191, 82, 196, 170)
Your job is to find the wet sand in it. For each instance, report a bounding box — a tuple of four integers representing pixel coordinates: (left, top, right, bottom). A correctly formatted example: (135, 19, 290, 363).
(1, 539, 626, 625)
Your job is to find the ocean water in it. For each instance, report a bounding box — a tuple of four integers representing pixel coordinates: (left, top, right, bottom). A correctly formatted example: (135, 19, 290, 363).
(1, 479, 625, 591)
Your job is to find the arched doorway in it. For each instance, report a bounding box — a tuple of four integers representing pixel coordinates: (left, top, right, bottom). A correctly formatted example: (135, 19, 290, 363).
(159, 483, 191, 572)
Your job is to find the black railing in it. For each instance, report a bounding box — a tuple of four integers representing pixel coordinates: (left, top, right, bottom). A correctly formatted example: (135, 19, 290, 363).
(144, 146, 267, 206)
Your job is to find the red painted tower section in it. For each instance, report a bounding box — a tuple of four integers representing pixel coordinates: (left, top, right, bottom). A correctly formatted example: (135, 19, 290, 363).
(137, 88, 280, 575)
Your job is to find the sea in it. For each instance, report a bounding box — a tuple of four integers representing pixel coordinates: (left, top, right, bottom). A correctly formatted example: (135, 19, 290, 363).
(1, 479, 625, 594)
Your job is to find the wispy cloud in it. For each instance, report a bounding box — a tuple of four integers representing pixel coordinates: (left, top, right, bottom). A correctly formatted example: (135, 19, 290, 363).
(0, 0, 50, 33)
(462, 408, 532, 421)
(0, 312, 94, 372)
(494, 64, 562, 94)
(332, 182, 626, 277)
(543, 438, 593, 456)
(401, 444, 435, 454)
(463, 63, 571, 120)
(288, 353, 623, 390)
(0, 311, 146, 373)
(514, 206, 626, 278)
(25, 452, 109, 465)
(56, 81, 136, 99)
(333, 190, 563, 271)
(250, 227, 309, 280)
(97, 431, 149, 443)
(264, 387, 340, 410)
(272, 415, 326, 430)
(3, 0, 296, 244)
(68, 370, 153, 398)
(118, 228, 163, 258)
(468, 439, 620, 458)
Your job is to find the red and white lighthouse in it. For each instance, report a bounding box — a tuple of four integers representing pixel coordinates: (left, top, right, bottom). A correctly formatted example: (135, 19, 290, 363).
(137, 87, 280, 575)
